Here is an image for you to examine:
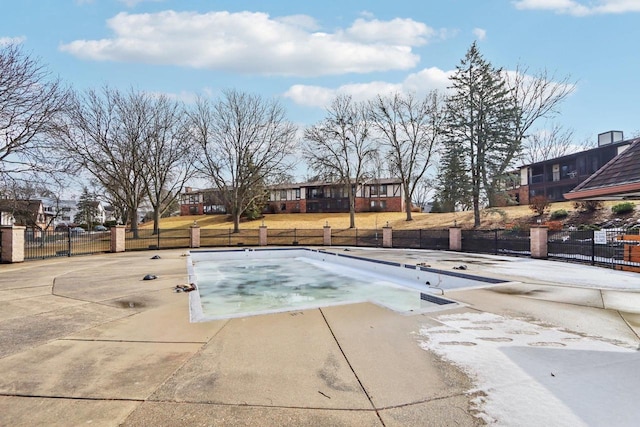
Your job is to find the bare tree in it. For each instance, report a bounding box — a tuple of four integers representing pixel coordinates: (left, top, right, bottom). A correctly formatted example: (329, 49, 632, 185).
(505, 65, 576, 163)
(411, 178, 436, 212)
(303, 95, 376, 228)
(522, 123, 582, 164)
(0, 43, 72, 180)
(142, 95, 196, 234)
(188, 90, 297, 232)
(61, 87, 149, 237)
(368, 91, 444, 221)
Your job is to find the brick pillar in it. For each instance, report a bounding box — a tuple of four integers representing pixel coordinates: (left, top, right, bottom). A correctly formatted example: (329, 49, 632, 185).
(323, 225, 331, 246)
(449, 227, 462, 251)
(1, 226, 25, 263)
(259, 226, 267, 246)
(110, 225, 125, 253)
(530, 226, 548, 259)
(383, 226, 392, 248)
(190, 224, 201, 248)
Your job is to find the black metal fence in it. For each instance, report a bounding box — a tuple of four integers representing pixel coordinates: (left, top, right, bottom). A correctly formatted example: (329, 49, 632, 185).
(393, 229, 449, 250)
(331, 228, 382, 247)
(24, 229, 111, 260)
(267, 228, 324, 246)
(20, 226, 640, 272)
(548, 228, 640, 270)
(201, 228, 260, 247)
(125, 228, 190, 251)
(461, 229, 531, 256)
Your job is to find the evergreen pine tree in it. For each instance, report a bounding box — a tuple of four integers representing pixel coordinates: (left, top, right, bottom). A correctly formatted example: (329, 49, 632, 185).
(443, 42, 517, 226)
(74, 187, 98, 229)
(435, 137, 472, 212)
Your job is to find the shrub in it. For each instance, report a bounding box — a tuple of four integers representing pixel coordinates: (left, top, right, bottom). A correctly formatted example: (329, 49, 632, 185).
(573, 201, 602, 213)
(543, 220, 563, 231)
(529, 195, 551, 216)
(506, 222, 530, 232)
(578, 224, 600, 231)
(550, 209, 568, 219)
(611, 202, 635, 215)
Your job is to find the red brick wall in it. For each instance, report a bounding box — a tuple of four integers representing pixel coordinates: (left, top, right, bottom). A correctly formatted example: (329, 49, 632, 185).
(180, 203, 203, 215)
(385, 197, 403, 212)
(519, 186, 530, 205)
(355, 197, 403, 212)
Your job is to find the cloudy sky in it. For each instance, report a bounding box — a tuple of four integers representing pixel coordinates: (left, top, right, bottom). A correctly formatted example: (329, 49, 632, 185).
(4, 0, 640, 150)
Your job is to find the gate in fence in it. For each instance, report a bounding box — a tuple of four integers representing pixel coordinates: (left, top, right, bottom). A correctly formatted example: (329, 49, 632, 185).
(24, 228, 111, 260)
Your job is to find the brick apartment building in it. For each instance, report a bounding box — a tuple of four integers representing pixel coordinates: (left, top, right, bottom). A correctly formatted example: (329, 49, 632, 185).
(180, 178, 405, 216)
(502, 131, 636, 205)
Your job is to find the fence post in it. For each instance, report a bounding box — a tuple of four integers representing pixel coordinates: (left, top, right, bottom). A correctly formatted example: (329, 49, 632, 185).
(190, 223, 201, 248)
(590, 229, 595, 266)
(110, 225, 126, 253)
(449, 227, 462, 251)
(530, 226, 548, 259)
(323, 224, 331, 246)
(1, 225, 25, 263)
(259, 225, 267, 246)
(383, 225, 393, 248)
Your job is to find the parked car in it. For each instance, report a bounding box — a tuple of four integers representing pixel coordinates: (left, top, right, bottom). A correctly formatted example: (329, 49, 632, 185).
(70, 227, 86, 234)
(94, 225, 108, 231)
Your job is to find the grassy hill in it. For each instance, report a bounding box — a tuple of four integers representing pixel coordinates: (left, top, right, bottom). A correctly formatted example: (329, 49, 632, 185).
(143, 200, 640, 231)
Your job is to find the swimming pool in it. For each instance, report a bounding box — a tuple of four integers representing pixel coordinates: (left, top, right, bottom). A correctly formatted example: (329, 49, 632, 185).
(187, 248, 503, 321)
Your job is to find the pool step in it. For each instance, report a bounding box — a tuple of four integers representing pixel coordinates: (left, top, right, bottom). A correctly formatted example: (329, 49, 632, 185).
(420, 293, 456, 305)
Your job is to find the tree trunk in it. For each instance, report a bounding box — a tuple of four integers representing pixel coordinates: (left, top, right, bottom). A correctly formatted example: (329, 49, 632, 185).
(473, 192, 481, 228)
(130, 211, 139, 239)
(349, 192, 356, 228)
(233, 207, 241, 233)
(404, 188, 413, 221)
(152, 207, 160, 235)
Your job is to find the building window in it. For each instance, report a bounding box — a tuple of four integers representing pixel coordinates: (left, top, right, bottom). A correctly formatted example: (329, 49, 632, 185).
(370, 185, 378, 196)
(204, 205, 226, 214)
(280, 190, 287, 200)
(295, 188, 300, 199)
(183, 194, 199, 204)
(370, 200, 387, 210)
(281, 203, 286, 211)
(380, 185, 387, 195)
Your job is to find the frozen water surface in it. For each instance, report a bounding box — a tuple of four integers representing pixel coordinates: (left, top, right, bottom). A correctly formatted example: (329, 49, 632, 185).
(191, 253, 442, 320)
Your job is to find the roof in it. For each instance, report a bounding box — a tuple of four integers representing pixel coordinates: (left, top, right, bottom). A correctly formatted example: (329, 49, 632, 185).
(0, 199, 43, 214)
(188, 178, 403, 192)
(522, 138, 632, 169)
(565, 138, 640, 200)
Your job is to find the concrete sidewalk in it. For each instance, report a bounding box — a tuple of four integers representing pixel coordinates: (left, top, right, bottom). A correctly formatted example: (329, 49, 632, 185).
(0, 249, 638, 426)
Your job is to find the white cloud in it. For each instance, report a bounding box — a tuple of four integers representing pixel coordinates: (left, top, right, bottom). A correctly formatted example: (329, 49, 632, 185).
(59, 10, 438, 77)
(0, 36, 26, 46)
(283, 66, 453, 108)
(473, 27, 487, 41)
(342, 17, 434, 46)
(118, 0, 165, 7)
(513, 0, 640, 16)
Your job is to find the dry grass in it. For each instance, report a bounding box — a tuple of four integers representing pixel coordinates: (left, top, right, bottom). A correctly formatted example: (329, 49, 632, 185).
(143, 200, 640, 231)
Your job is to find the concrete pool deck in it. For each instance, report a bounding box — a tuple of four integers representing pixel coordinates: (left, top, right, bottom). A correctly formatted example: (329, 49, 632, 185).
(0, 248, 638, 426)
